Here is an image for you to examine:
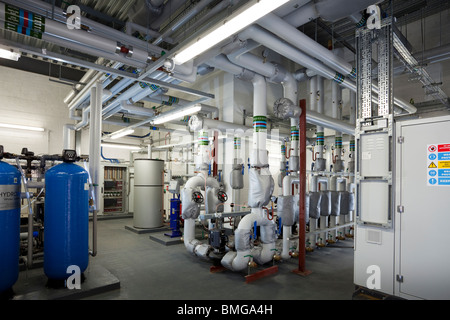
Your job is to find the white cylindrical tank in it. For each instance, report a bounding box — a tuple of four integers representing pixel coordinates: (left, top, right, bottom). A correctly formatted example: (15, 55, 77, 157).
(133, 159, 164, 229)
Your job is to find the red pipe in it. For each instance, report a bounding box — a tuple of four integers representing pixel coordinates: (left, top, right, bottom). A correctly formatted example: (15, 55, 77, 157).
(293, 99, 311, 276)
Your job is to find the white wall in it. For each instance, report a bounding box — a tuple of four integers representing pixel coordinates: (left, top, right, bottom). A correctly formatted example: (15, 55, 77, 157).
(0, 65, 74, 155)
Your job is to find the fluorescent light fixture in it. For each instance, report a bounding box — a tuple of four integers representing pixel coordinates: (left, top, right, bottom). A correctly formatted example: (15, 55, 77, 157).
(101, 143, 141, 150)
(172, 0, 289, 65)
(0, 123, 44, 132)
(110, 128, 135, 140)
(152, 104, 202, 125)
(0, 46, 21, 61)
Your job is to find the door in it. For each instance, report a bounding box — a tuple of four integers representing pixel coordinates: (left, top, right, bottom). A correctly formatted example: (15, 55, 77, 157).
(398, 117, 450, 299)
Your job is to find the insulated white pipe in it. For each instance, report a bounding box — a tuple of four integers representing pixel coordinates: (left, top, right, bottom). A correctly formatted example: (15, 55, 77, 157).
(224, 208, 276, 271)
(208, 54, 248, 76)
(152, 0, 215, 46)
(64, 58, 104, 105)
(257, 13, 416, 114)
(88, 82, 102, 257)
(281, 175, 295, 259)
(316, 76, 325, 159)
(182, 171, 220, 257)
(283, 72, 299, 159)
(3, 0, 163, 54)
(63, 124, 75, 149)
(125, 21, 161, 41)
(208, 54, 354, 136)
(259, 13, 352, 78)
(251, 74, 267, 165)
(237, 26, 357, 97)
(150, 0, 190, 30)
(283, 1, 319, 28)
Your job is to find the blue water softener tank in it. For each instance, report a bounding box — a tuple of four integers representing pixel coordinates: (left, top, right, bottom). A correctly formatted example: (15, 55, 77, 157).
(0, 146, 21, 294)
(44, 150, 89, 281)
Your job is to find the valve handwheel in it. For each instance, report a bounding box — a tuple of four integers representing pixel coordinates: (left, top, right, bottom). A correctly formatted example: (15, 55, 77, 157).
(192, 191, 204, 204)
(217, 191, 228, 202)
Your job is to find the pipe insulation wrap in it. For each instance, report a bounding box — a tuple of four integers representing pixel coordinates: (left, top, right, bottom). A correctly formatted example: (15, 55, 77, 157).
(247, 167, 274, 208)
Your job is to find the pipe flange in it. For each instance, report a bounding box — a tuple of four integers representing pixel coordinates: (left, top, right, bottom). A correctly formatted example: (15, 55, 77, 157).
(188, 115, 204, 131)
(268, 62, 287, 83)
(163, 58, 176, 72)
(236, 69, 255, 82)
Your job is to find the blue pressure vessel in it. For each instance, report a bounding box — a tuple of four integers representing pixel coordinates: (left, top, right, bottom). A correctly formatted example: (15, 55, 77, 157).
(44, 151, 89, 281)
(0, 156, 21, 294)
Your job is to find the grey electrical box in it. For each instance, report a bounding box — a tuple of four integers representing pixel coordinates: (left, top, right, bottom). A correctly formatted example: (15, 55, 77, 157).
(360, 133, 390, 177)
(168, 180, 180, 194)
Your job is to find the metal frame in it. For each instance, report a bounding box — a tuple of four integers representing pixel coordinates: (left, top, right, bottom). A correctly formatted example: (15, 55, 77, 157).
(355, 18, 395, 229)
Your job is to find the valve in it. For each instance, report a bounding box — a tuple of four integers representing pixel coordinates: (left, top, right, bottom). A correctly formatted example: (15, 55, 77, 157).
(192, 191, 204, 204)
(217, 191, 228, 202)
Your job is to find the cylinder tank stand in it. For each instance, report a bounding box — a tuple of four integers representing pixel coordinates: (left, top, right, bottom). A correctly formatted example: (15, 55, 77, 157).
(46, 273, 86, 289)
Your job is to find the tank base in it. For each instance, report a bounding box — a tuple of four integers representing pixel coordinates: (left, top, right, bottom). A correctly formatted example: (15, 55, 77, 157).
(0, 288, 14, 300)
(46, 273, 86, 289)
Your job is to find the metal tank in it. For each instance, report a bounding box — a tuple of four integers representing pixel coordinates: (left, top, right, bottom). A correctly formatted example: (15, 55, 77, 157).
(133, 159, 164, 229)
(0, 147, 21, 294)
(44, 150, 89, 282)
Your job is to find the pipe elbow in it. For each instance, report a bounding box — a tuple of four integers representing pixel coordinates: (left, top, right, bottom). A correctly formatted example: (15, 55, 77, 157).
(237, 24, 259, 41)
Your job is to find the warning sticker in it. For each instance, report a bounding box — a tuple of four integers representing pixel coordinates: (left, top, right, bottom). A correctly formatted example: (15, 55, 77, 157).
(439, 161, 450, 169)
(428, 143, 450, 186)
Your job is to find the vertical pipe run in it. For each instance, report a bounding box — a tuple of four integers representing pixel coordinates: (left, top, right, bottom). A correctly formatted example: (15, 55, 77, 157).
(88, 81, 102, 257)
(293, 99, 311, 276)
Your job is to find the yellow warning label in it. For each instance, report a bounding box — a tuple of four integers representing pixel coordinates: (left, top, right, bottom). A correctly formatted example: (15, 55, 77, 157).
(439, 161, 450, 169)
(428, 162, 437, 168)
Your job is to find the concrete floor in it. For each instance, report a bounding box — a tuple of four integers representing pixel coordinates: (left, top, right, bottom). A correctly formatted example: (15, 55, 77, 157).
(79, 217, 356, 300)
(9, 216, 356, 301)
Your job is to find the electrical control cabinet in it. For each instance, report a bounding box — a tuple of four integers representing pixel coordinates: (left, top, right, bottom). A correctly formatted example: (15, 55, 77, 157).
(354, 115, 450, 300)
(394, 115, 450, 299)
(98, 163, 129, 215)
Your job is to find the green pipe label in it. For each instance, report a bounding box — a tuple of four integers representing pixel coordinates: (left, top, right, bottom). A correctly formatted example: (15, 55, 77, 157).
(198, 131, 208, 145)
(350, 140, 355, 151)
(316, 132, 324, 146)
(335, 137, 342, 149)
(291, 126, 299, 141)
(253, 116, 267, 132)
(234, 137, 241, 149)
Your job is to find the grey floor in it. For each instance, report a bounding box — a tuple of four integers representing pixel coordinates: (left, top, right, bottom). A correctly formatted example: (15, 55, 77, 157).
(12, 217, 356, 300)
(85, 217, 355, 300)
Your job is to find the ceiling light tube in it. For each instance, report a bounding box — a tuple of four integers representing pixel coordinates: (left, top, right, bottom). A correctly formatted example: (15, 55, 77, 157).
(172, 0, 289, 65)
(152, 104, 202, 125)
(109, 128, 135, 140)
(0, 123, 44, 132)
(101, 143, 141, 150)
(0, 47, 21, 61)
